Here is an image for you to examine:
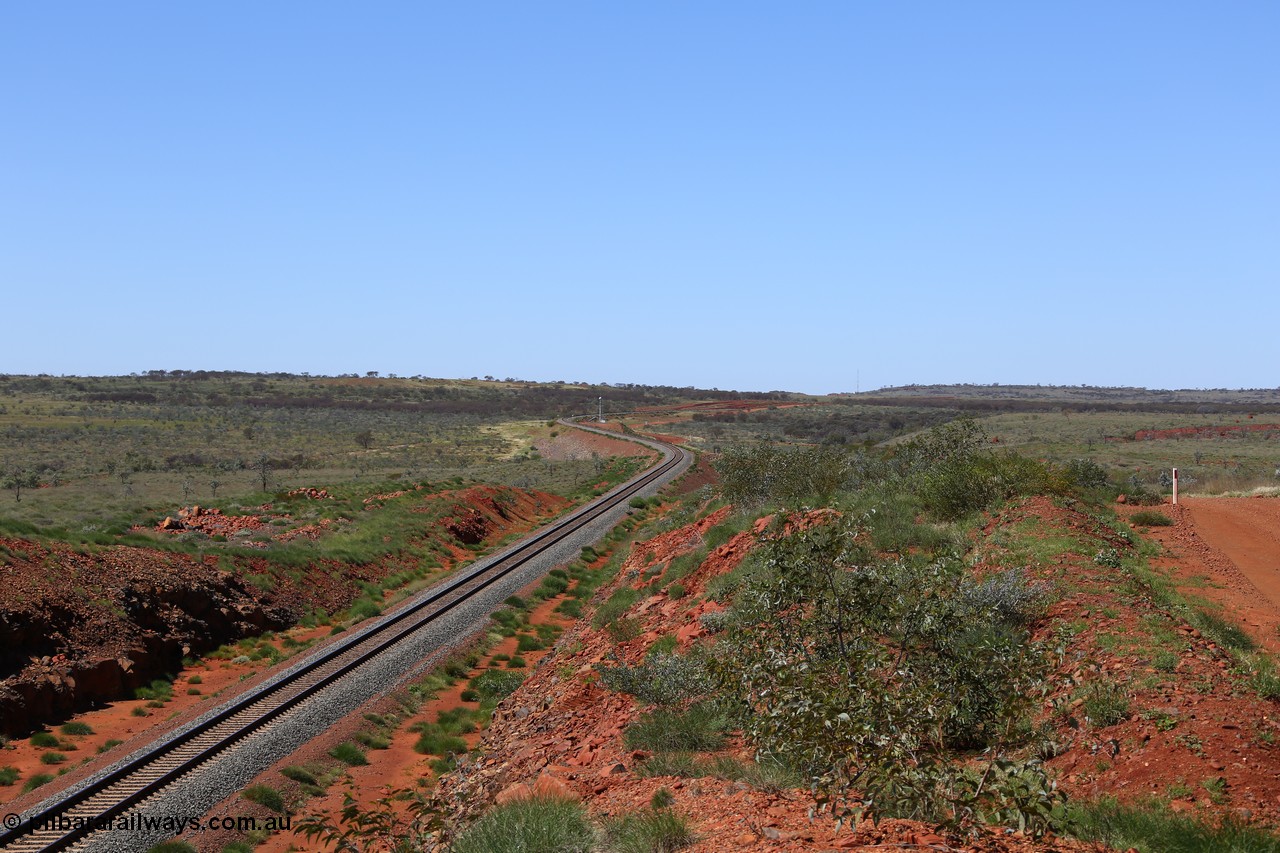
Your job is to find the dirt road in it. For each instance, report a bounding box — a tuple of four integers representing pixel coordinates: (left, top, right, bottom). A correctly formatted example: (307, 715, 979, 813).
(1146, 497, 1280, 653)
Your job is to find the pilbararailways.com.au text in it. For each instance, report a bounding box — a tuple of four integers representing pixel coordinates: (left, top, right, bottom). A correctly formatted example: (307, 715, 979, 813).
(3, 811, 293, 834)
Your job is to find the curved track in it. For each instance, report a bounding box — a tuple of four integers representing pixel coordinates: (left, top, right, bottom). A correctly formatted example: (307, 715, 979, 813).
(0, 422, 689, 852)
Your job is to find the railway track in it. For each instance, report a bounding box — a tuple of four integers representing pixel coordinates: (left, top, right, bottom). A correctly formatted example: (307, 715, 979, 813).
(0, 422, 689, 852)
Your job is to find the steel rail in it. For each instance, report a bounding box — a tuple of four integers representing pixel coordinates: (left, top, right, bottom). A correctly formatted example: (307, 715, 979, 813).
(0, 422, 689, 852)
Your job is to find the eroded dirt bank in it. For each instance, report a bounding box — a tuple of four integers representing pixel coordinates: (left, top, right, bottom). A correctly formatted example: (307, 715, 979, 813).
(0, 485, 565, 738)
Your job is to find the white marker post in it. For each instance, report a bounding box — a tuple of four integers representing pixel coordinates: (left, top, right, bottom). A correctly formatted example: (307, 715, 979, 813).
(1172, 467, 1178, 505)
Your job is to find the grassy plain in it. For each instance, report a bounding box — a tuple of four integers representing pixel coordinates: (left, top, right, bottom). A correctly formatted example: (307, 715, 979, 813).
(0, 372, 768, 536)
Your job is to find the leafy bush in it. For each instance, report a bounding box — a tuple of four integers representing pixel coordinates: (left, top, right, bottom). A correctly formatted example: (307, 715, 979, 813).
(450, 796, 594, 853)
(30, 731, 60, 748)
(1063, 459, 1109, 491)
(707, 516, 1061, 834)
(961, 568, 1050, 627)
(597, 653, 711, 707)
(1093, 548, 1122, 568)
(0, 766, 19, 786)
(1130, 511, 1173, 527)
(243, 783, 286, 813)
(716, 444, 853, 506)
(59, 721, 94, 736)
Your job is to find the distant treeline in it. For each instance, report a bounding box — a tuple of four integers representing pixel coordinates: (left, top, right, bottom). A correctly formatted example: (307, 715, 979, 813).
(1, 373, 800, 420)
(849, 395, 1280, 416)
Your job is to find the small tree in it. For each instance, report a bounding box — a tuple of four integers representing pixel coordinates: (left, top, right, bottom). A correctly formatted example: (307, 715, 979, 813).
(355, 430, 374, 450)
(3, 469, 39, 502)
(210, 479, 221, 498)
(253, 453, 272, 493)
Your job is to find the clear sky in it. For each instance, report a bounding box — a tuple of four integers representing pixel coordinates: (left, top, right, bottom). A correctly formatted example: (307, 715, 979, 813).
(3, 3, 1276, 394)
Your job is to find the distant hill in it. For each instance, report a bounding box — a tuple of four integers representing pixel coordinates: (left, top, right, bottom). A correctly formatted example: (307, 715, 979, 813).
(833, 384, 1280, 413)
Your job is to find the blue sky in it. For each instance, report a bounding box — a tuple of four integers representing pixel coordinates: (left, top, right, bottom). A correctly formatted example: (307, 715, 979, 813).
(3, 3, 1276, 394)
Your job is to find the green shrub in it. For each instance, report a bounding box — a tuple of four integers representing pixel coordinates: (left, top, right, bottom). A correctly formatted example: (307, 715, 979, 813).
(22, 773, 54, 793)
(242, 783, 286, 813)
(593, 587, 641, 628)
(470, 669, 524, 704)
(413, 726, 467, 756)
(707, 516, 1061, 834)
(0, 766, 19, 786)
(147, 843, 198, 853)
(40, 751, 67, 765)
(1190, 608, 1256, 653)
(98, 738, 124, 753)
(604, 808, 697, 853)
(1063, 459, 1110, 491)
(349, 597, 382, 620)
(1082, 683, 1130, 728)
(556, 598, 584, 618)
(962, 568, 1049, 627)
(451, 796, 594, 853)
(516, 634, 544, 652)
(1094, 548, 1122, 568)
(1068, 797, 1280, 853)
(624, 704, 727, 753)
(507, 656, 527, 668)
(135, 678, 175, 702)
(30, 731, 60, 748)
(356, 731, 391, 749)
(1131, 511, 1174, 527)
(59, 721, 94, 736)
(1152, 649, 1180, 672)
(280, 765, 318, 786)
(607, 618, 643, 643)
(598, 653, 710, 707)
(667, 583, 686, 599)
(534, 575, 569, 599)
(328, 742, 368, 766)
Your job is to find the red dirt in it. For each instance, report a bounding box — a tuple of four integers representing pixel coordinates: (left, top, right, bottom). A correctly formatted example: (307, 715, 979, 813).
(1111, 424, 1280, 441)
(533, 429, 658, 462)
